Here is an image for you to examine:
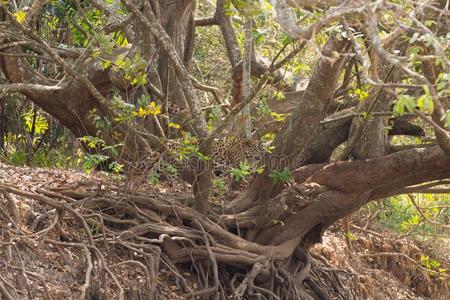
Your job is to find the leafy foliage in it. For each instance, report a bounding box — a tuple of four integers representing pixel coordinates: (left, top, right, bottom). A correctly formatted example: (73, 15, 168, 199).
(363, 193, 450, 236)
(22, 110, 49, 135)
(82, 154, 109, 174)
(229, 161, 253, 182)
(269, 167, 291, 185)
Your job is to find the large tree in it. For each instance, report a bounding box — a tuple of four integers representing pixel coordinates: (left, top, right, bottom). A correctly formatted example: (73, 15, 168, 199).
(0, 0, 449, 298)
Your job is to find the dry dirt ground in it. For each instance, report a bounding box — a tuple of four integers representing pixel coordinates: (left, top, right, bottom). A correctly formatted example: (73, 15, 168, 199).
(0, 162, 448, 299)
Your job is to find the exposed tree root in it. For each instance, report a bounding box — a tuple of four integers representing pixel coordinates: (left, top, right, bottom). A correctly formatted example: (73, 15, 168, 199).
(0, 181, 349, 299)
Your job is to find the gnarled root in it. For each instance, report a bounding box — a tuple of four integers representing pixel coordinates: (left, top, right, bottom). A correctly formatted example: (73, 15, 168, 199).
(0, 182, 348, 299)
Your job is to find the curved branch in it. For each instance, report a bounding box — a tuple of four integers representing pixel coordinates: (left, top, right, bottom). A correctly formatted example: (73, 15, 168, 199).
(310, 146, 450, 193)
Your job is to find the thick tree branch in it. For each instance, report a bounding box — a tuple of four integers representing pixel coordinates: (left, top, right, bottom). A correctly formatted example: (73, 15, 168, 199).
(195, 17, 218, 27)
(310, 146, 450, 193)
(274, 35, 350, 159)
(0, 83, 61, 96)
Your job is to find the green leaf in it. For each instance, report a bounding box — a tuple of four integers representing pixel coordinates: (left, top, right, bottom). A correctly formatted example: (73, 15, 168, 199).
(148, 173, 160, 186)
(79, 136, 105, 148)
(345, 231, 358, 241)
(424, 20, 436, 27)
(394, 95, 416, 115)
(269, 167, 291, 185)
(101, 59, 112, 69)
(22, 110, 49, 135)
(273, 91, 285, 100)
(430, 259, 441, 269)
(281, 33, 294, 46)
(361, 112, 373, 120)
(252, 28, 266, 45)
(102, 144, 123, 157)
(351, 88, 369, 101)
(108, 161, 123, 173)
(270, 112, 287, 122)
(112, 31, 129, 47)
(436, 73, 449, 92)
(168, 122, 181, 129)
(137, 94, 151, 108)
(83, 154, 109, 174)
(416, 95, 434, 114)
(229, 161, 252, 182)
(13, 11, 27, 24)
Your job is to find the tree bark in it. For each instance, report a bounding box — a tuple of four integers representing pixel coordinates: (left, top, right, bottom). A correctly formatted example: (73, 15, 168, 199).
(229, 34, 350, 213)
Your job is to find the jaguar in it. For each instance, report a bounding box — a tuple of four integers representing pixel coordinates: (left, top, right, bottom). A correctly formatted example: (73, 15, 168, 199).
(124, 136, 263, 184)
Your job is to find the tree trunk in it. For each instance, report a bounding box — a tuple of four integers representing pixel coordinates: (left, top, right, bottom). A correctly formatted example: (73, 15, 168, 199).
(228, 34, 350, 213)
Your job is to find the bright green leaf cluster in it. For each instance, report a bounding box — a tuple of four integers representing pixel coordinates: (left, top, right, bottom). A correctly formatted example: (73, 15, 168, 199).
(269, 167, 291, 185)
(83, 154, 109, 174)
(352, 88, 369, 101)
(132, 102, 161, 117)
(229, 161, 253, 182)
(113, 53, 148, 86)
(420, 255, 446, 275)
(394, 95, 416, 115)
(400, 214, 421, 231)
(148, 172, 160, 186)
(416, 94, 434, 114)
(270, 111, 286, 122)
(79, 136, 105, 149)
(22, 110, 48, 135)
(394, 86, 435, 116)
(13, 11, 27, 24)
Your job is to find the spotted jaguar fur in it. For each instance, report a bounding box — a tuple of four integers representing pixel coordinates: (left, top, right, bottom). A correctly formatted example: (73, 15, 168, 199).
(124, 136, 263, 184)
